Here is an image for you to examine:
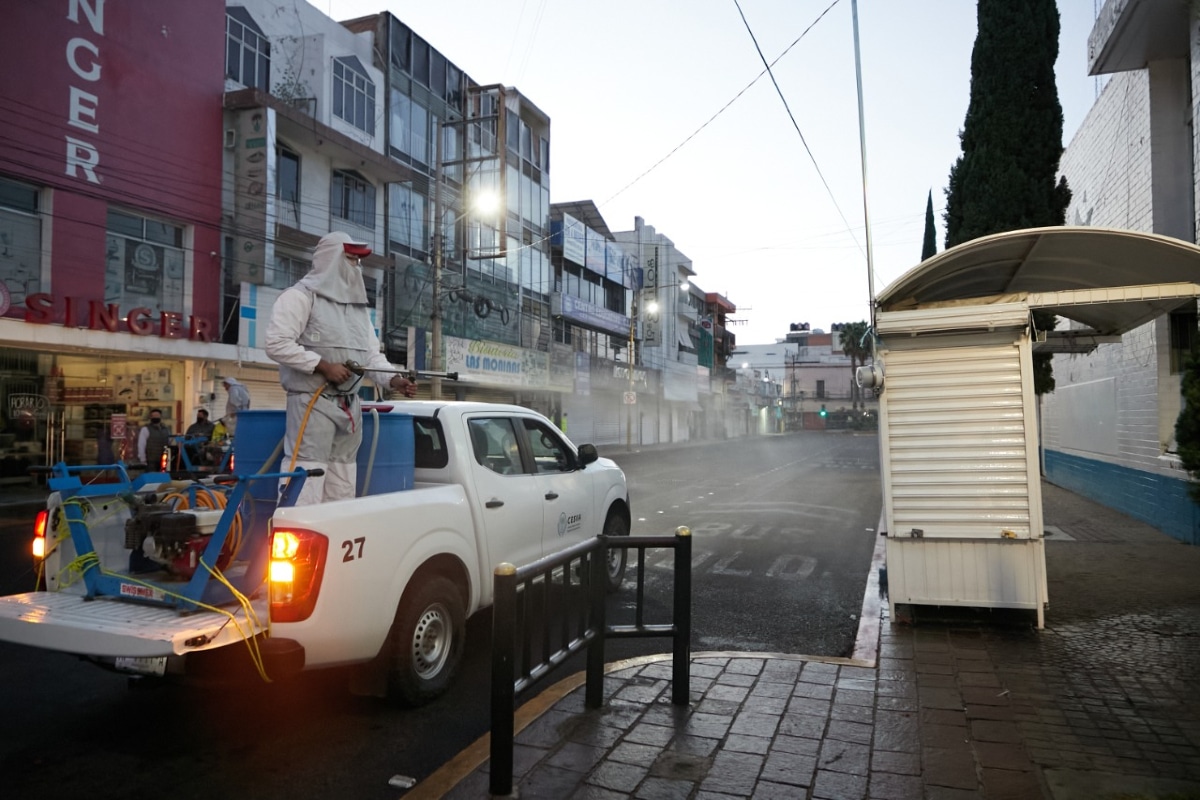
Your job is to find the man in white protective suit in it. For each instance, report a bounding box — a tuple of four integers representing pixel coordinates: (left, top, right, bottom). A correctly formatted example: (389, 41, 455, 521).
(265, 231, 417, 505)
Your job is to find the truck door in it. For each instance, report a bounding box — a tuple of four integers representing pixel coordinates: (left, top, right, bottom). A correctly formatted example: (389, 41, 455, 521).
(517, 417, 595, 555)
(465, 416, 544, 570)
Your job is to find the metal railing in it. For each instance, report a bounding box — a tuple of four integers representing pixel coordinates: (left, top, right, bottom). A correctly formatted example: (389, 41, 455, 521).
(489, 526, 692, 796)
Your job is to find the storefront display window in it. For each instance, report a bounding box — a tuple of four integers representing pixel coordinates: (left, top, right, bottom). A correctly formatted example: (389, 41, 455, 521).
(0, 176, 42, 318)
(104, 210, 186, 312)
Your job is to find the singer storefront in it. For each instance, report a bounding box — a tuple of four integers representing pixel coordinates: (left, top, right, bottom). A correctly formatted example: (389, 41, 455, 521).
(0, 285, 278, 479)
(0, 1, 276, 479)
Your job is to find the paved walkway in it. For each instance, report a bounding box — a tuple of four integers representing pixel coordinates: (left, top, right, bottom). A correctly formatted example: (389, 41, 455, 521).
(418, 481, 1200, 799)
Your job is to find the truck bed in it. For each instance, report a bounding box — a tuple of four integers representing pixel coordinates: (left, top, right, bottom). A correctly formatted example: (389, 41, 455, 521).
(0, 591, 269, 658)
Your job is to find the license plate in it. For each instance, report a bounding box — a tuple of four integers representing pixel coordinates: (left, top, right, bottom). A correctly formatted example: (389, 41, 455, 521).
(114, 656, 167, 676)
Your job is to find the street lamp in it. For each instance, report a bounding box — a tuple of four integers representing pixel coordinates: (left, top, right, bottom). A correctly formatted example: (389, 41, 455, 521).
(430, 187, 498, 400)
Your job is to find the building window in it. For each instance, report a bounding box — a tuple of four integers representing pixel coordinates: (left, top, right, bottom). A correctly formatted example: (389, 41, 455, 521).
(0, 175, 43, 314)
(271, 255, 307, 290)
(331, 170, 375, 229)
(1170, 306, 1198, 374)
(388, 90, 430, 166)
(277, 145, 300, 228)
(105, 210, 186, 311)
(226, 8, 270, 91)
(388, 183, 426, 253)
(333, 56, 375, 134)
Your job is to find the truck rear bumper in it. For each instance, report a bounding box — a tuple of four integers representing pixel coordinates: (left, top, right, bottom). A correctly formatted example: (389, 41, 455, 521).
(0, 591, 269, 658)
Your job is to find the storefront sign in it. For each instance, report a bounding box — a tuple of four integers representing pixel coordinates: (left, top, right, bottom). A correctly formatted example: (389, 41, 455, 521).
(8, 393, 49, 420)
(24, 293, 213, 341)
(612, 364, 648, 387)
(556, 293, 629, 338)
(442, 336, 550, 388)
(232, 107, 276, 284)
(64, 0, 104, 185)
(110, 413, 126, 439)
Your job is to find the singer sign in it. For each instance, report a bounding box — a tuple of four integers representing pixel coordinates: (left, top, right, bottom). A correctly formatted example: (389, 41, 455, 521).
(24, 293, 213, 341)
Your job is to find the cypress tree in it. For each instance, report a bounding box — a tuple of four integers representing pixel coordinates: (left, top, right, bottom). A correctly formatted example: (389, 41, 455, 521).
(921, 190, 937, 261)
(943, 0, 1071, 394)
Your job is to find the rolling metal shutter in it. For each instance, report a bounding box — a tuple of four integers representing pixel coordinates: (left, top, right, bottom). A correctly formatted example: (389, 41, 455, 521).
(880, 334, 1037, 540)
(593, 394, 622, 445)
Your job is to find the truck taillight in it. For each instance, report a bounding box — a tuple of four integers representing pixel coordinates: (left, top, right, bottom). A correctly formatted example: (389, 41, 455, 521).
(160, 447, 170, 472)
(32, 510, 47, 559)
(269, 528, 327, 622)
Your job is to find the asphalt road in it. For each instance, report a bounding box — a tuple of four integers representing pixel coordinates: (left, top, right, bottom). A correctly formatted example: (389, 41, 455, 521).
(609, 430, 881, 657)
(0, 430, 880, 799)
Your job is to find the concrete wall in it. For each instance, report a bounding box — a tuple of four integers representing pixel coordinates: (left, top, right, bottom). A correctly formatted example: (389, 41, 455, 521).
(1045, 27, 1200, 543)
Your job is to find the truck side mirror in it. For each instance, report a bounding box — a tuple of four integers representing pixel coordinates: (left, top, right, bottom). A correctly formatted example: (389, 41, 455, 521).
(577, 443, 599, 467)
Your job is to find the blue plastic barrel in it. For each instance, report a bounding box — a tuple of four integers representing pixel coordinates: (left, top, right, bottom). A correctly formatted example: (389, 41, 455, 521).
(234, 408, 413, 499)
(357, 410, 414, 496)
(231, 409, 287, 503)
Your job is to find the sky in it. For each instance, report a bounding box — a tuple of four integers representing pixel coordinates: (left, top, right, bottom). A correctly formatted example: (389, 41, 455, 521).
(321, 0, 1106, 346)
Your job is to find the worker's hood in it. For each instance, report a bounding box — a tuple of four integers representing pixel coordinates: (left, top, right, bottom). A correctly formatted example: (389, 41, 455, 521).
(296, 231, 369, 305)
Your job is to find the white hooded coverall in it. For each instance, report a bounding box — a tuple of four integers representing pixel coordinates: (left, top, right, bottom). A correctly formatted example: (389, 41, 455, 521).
(264, 232, 400, 505)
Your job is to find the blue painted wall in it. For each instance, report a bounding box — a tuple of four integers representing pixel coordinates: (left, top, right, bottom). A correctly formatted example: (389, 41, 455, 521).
(1044, 450, 1200, 545)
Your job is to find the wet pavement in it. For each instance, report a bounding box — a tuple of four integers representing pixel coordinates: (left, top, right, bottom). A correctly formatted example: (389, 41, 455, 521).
(418, 481, 1200, 799)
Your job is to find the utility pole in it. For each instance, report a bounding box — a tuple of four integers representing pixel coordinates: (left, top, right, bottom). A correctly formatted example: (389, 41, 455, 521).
(626, 298, 635, 450)
(430, 127, 444, 400)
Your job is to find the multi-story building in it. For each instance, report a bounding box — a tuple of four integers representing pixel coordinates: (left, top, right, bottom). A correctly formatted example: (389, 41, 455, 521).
(221, 0, 409, 407)
(613, 216, 705, 444)
(548, 202, 649, 444)
(341, 13, 556, 410)
(0, 1, 228, 470)
(698, 291, 739, 438)
(1044, 0, 1199, 543)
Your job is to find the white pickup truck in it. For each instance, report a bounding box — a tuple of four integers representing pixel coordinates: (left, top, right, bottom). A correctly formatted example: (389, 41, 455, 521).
(0, 401, 630, 705)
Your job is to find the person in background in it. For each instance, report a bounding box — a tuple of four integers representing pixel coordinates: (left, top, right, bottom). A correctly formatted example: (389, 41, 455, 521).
(186, 408, 215, 440)
(185, 408, 215, 465)
(136, 408, 171, 468)
(265, 231, 416, 505)
(222, 377, 251, 437)
(96, 423, 115, 465)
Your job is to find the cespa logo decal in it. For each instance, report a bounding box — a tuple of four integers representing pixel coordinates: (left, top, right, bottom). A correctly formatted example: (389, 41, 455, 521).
(557, 511, 583, 537)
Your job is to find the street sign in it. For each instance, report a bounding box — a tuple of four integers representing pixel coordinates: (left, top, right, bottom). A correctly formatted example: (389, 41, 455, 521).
(623, 391, 636, 405)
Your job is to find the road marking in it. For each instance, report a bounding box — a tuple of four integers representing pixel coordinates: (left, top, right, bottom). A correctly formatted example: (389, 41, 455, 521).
(765, 554, 817, 580)
(710, 551, 752, 577)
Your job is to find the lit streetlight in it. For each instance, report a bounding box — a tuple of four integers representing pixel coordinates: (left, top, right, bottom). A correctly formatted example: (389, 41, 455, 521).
(430, 186, 498, 400)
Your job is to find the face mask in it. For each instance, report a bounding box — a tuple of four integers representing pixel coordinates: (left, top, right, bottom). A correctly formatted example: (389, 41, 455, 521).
(150, 418, 162, 424)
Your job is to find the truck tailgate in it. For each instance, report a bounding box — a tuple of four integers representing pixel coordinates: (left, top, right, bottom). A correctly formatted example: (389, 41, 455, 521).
(0, 592, 269, 658)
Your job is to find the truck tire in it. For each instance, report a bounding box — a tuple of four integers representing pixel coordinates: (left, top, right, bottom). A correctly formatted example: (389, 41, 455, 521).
(387, 576, 465, 706)
(603, 510, 629, 592)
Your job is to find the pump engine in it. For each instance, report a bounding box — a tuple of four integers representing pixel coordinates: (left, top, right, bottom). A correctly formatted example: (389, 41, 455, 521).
(124, 497, 229, 579)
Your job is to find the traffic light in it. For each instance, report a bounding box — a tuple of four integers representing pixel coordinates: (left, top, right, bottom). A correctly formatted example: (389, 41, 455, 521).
(819, 404, 827, 418)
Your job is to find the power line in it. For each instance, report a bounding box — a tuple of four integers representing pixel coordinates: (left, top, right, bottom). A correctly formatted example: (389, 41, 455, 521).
(600, 0, 843, 209)
(730, 0, 863, 260)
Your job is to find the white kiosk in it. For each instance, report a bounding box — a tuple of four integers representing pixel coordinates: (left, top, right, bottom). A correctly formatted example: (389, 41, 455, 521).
(863, 227, 1200, 627)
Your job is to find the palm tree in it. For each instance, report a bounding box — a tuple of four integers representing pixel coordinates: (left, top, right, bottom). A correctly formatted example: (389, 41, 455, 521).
(838, 321, 871, 411)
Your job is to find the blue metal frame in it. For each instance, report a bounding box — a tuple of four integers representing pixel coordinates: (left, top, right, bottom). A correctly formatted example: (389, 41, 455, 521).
(167, 434, 233, 474)
(45, 462, 314, 611)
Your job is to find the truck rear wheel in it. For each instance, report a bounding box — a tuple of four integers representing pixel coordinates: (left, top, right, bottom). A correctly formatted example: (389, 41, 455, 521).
(388, 576, 465, 706)
(603, 511, 629, 592)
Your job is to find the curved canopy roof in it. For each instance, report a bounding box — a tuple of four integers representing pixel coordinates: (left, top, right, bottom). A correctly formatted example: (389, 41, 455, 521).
(877, 227, 1200, 336)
